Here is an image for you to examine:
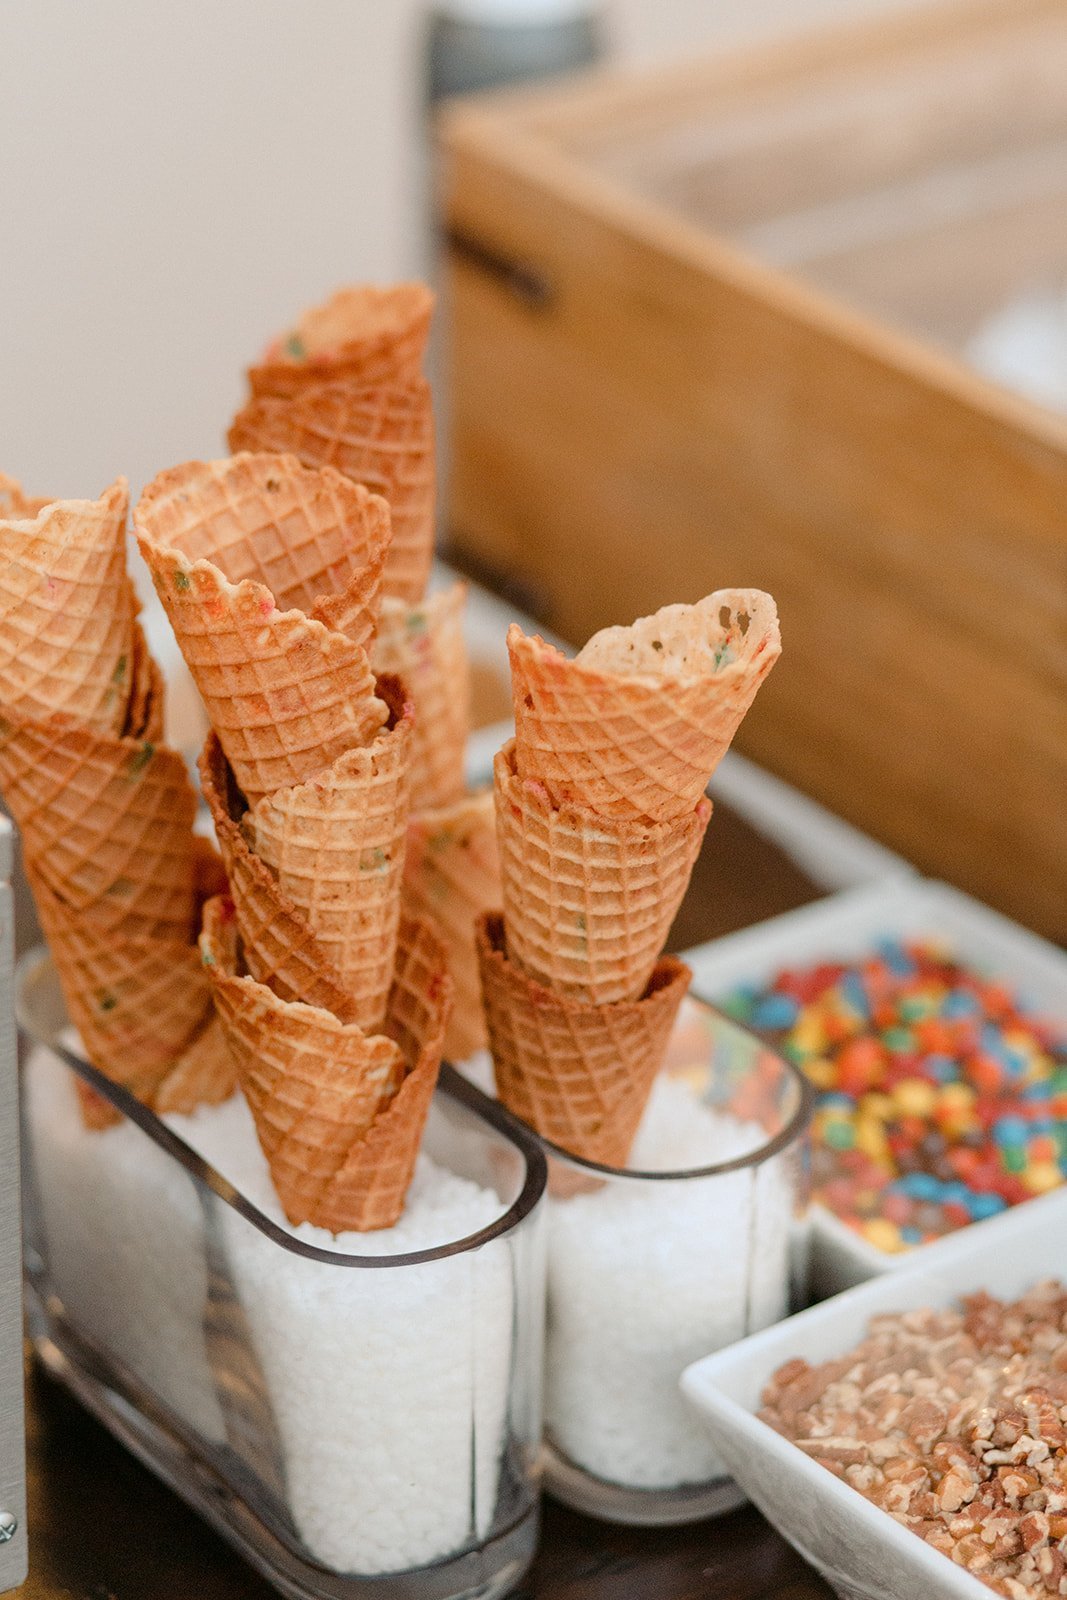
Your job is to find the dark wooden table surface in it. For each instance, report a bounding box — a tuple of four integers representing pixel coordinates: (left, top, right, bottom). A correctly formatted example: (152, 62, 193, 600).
(15, 796, 834, 1600)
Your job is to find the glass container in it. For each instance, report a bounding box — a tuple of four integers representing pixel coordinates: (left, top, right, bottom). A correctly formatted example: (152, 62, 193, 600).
(17, 950, 548, 1600)
(534, 994, 812, 1526)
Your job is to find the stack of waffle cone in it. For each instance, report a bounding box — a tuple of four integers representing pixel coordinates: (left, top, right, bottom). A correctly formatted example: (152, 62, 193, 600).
(0, 478, 233, 1125)
(228, 379, 435, 604)
(136, 451, 451, 1229)
(402, 788, 499, 1061)
(247, 283, 433, 401)
(494, 740, 710, 1006)
(480, 592, 781, 1168)
(241, 675, 414, 1033)
(201, 897, 450, 1232)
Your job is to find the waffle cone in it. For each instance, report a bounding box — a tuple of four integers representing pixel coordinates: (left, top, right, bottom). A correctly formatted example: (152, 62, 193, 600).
(494, 740, 710, 1005)
(510, 591, 781, 823)
(245, 677, 415, 1032)
(228, 379, 435, 605)
(136, 452, 390, 654)
(201, 897, 452, 1232)
(29, 864, 215, 1128)
(247, 283, 433, 401)
(373, 584, 469, 812)
(0, 478, 138, 732)
(0, 715, 199, 941)
(402, 787, 500, 1061)
(477, 912, 690, 1168)
(154, 1015, 239, 1116)
(136, 480, 387, 803)
(199, 731, 360, 1021)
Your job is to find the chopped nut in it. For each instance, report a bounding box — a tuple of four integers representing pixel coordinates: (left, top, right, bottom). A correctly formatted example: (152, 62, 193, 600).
(759, 1280, 1067, 1600)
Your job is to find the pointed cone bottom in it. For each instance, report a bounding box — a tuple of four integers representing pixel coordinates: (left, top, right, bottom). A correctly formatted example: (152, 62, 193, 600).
(495, 740, 710, 1005)
(247, 283, 433, 401)
(477, 912, 691, 1169)
(201, 897, 452, 1232)
(373, 584, 470, 812)
(509, 590, 781, 824)
(137, 470, 387, 804)
(0, 478, 138, 732)
(245, 676, 415, 1032)
(29, 866, 215, 1128)
(0, 715, 200, 941)
(402, 787, 500, 1061)
(229, 379, 435, 605)
(199, 731, 361, 1020)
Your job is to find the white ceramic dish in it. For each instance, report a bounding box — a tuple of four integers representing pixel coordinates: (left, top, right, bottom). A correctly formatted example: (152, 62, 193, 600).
(683, 876, 1067, 1297)
(681, 1189, 1067, 1600)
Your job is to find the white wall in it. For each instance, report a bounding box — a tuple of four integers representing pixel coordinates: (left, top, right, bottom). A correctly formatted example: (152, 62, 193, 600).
(2, 0, 921, 502)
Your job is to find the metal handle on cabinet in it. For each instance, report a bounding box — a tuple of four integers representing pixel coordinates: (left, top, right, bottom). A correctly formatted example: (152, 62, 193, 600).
(444, 227, 554, 310)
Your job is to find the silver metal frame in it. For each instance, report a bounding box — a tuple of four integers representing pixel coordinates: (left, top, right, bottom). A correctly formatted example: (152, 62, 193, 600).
(0, 818, 27, 1590)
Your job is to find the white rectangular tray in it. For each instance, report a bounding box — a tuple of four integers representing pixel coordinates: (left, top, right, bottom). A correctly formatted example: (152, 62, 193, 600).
(683, 876, 1067, 1297)
(681, 1189, 1067, 1600)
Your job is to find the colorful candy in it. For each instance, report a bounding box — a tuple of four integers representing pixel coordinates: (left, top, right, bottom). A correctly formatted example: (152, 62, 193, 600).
(720, 939, 1067, 1252)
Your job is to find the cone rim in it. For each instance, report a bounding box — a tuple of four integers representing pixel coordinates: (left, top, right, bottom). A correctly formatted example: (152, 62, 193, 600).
(507, 587, 781, 697)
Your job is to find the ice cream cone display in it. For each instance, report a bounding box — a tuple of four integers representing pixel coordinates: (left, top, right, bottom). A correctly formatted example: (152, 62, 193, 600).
(480, 590, 782, 1166)
(477, 913, 690, 1168)
(228, 379, 435, 604)
(494, 740, 711, 1006)
(135, 455, 391, 804)
(0, 477, 138, 732)
(201, 895, 452, 1232)
(247, 282, 434, 401)
(402, 787, 500, 1061)
(509, 589, 781, 824)
(373, 583, 470, 812)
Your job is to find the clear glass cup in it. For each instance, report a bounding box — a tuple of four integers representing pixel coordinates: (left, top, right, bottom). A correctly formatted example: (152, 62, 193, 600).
(17, 950, 548, 1600)
(532, 995, 813, 1527)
